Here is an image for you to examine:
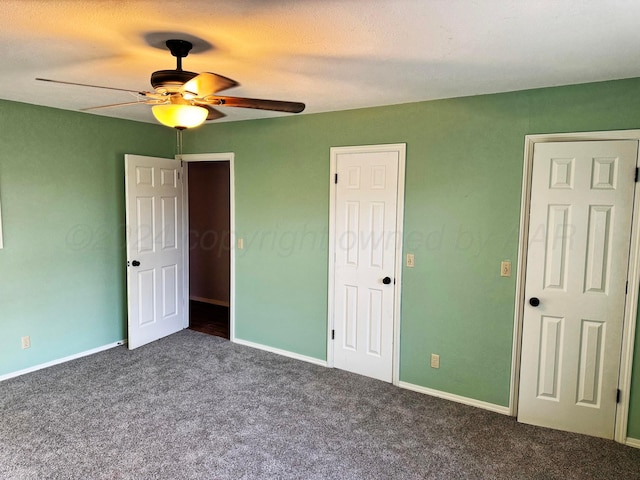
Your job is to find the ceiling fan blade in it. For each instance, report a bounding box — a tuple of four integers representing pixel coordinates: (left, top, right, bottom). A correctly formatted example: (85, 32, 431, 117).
(203, 95, 305, 113)
(36, 78, 145, 94)
(181, 72, 239, 97)
(202, 105, 226, 121)
(80, 101, 152, 111)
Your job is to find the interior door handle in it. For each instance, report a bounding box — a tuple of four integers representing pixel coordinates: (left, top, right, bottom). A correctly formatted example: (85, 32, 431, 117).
(131, 260, 141, 267)
(529, 297, 540, 307)
(382, 277, 392, 285)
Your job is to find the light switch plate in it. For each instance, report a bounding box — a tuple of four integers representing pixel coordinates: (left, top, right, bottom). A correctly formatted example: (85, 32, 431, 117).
(501, 261, 511, 277)
(406, 253, 415, 268)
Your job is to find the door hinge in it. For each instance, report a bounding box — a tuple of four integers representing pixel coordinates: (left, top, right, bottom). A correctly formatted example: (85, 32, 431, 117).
(334, 173, 338, 184)
(331, 329, 335, 340)
(635, 167, 638, 182)
(626, 281, 628, 294)
(617, 388, 621, 403)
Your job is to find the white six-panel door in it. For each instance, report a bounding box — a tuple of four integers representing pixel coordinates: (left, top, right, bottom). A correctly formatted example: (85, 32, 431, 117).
(125, 154, 185, 349)
(332, 147, 402, 383)
(518, 140, 638, 439)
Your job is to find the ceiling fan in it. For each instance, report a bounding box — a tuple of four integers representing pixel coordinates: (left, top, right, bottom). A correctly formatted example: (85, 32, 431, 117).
(36, 39, 305, 129)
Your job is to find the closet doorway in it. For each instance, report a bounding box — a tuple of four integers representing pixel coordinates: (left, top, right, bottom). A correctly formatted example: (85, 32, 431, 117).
(181, 153, 235, 340)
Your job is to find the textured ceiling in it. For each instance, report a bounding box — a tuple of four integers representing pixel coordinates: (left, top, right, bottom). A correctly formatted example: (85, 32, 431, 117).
(2, 0, 640, 125)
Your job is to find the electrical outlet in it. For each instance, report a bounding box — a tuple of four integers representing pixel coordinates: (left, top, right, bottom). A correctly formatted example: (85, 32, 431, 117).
(500, 261, 511, 277)
(406, 253, 415, 268)
(430, 353, 440, 369)
(237, 238, 244, 250)
(21, 336, 31, 349)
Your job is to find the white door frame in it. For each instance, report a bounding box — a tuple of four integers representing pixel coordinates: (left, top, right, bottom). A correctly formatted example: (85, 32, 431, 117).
(510, 131, 640, 445)
(178, 152, 236, 342)
(327, 143, 406, 385)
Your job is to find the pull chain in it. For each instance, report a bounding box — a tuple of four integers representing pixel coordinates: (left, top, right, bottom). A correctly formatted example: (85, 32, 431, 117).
(176, 128, 183, 156)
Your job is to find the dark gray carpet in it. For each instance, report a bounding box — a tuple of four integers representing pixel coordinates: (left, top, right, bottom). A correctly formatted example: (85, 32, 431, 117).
(1, 330, 639, 480)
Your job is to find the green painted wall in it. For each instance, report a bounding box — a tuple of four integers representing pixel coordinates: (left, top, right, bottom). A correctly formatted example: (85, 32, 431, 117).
(1, 78, 639, 440)
(184, 78, 640, 438)
(0, 100, 173, 376)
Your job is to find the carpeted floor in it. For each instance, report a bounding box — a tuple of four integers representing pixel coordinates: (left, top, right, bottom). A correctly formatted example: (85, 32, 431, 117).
(1, 330, 639, 480)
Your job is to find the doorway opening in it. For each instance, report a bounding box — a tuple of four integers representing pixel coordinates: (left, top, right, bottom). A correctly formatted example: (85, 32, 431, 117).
(186, 160, 231, 340)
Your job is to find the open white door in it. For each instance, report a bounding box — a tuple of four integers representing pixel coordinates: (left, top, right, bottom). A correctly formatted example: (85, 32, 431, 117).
(125, 154, 185, 349)
(518, 140, 637, 439)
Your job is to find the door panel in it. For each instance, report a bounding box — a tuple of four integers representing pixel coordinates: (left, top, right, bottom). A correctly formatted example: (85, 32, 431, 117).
(125, 154, 185, 349)
(332, 149, 400, 382)
(518, 140, 637, 439)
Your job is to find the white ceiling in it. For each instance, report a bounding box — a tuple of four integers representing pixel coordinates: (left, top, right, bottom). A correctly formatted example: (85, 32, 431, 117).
(3, 0, 640, 125)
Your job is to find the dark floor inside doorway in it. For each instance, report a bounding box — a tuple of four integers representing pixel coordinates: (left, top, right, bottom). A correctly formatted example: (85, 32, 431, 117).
(189, 300, 230, 339)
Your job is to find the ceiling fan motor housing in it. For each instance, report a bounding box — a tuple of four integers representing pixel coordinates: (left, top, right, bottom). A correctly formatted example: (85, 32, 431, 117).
(150, 70, 198, 92)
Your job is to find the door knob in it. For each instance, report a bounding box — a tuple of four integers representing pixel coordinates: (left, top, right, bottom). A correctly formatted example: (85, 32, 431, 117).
(529, 297, 540, 307)
(382, 276, 392, 285)
(131, 260, 141, 267)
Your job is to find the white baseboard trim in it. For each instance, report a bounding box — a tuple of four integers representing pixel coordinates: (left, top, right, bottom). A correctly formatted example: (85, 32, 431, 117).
(233, 338, 328, 367)
(626, 437, 640, 449)
(398, 381, 511, 415)
(0, 340, 127, 382)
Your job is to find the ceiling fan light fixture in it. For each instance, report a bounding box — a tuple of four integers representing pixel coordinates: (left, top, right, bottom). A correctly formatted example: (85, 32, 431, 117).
(151, 104, 208, 129)
(36, 38, 304, 124)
